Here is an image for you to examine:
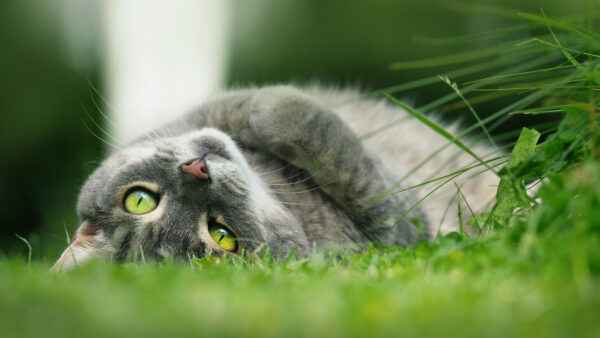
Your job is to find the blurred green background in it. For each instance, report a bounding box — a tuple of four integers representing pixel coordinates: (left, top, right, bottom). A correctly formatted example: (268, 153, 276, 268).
(0, 0, 587, 262)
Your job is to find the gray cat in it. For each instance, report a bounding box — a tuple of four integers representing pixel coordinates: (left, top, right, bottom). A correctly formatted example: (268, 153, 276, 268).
(52, 85, 498, 270)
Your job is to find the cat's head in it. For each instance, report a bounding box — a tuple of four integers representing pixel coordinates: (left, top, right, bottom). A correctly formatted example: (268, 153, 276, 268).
(52, 128, 308, 270)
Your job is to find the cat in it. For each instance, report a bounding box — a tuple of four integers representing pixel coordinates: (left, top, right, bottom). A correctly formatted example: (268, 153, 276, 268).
(52, 85, 498, 270)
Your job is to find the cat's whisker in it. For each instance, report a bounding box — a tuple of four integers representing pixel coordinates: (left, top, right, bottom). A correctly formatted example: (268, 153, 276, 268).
(246, 162, 274, 177)
(89, 81, 170, 143)
(267, 165, 328, 187)
(261, 169, 308, 184)
(136, 123, 165, 143)
(87, 82, 141, 138)
(268, 181, 334, 195)
(79, 100, 126, 147)
(40, 231, 70, 243)
(81, 120, 123, 151)
(279, 201, 331, 206)
(257, 160, 297, 176)
(243, 152, 286, 176)
(147, 128, 167, 143)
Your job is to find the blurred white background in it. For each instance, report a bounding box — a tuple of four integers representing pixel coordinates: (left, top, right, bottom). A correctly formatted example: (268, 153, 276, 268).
(103, 1, 231, 143)
(62, 0, 232, 144)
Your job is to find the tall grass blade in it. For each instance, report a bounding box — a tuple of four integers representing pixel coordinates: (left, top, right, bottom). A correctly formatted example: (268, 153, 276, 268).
(517, 12, 598, 42)
(383, 93, 494, 172)
(412, 24, 533, 46)
(14, 234, 32, 265)
(439, 75, 499, 152)
(389, 41, 531, 70)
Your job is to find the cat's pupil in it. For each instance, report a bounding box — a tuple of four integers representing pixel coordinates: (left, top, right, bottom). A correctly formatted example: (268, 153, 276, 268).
(213, 229, 228, 243)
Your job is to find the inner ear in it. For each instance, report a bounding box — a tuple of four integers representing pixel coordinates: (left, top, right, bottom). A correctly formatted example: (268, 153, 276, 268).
(51, 221, 105, 271)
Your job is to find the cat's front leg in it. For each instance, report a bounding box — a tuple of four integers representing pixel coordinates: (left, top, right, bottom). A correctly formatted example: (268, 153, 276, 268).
(249, 86, 426, 246)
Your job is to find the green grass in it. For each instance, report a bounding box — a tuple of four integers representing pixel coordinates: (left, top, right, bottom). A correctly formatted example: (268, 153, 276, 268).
(3, 6, 600, 338)
(4, 159, 600, 337)
(1, 192, 599, 338)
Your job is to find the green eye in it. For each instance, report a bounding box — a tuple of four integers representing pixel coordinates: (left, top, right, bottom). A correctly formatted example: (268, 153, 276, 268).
(209, 220, 239, 252)
(123, 189, 158, 214)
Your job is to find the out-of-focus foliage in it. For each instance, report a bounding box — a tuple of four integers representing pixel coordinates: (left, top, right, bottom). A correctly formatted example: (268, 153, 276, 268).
(228, 0, 586, 125)
(0, 1, 101, 260)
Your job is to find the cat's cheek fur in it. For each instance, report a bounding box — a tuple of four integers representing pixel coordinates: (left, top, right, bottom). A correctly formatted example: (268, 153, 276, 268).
(262, 204, 308, 256)
(239, 161, 310, 257)
(51, 221, 115, 271)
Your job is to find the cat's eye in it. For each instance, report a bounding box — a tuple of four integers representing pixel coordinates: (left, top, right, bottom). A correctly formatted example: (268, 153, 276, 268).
(208, 219, 239, 252)
(123, 189, 158, 215)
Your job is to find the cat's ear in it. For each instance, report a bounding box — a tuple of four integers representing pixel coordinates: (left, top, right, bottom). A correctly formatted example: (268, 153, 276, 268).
(51, 221, 109, 271)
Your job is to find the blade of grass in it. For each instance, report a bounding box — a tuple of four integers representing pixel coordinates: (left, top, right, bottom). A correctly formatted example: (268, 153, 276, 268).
(518, 12, 597, 42)
(379, 159, 497, 239)
(516, 38, 599, 59)
(63, 222, 71, 244)
(389, 41, 533, 70)
(371, 51, 538, 97)
(364, 65, 571, 211)
(388, 155, 509, 196)
(442, 91, 513, 112)
(483, 73, 579, 134)
(420, 51, 565, 113)
(139, 245, 146, 264)
(383, 93, 495, 174)
(443, 1, 530, 19)
(14, 234, 32, 265)
(369, 71, 577, 212)
(463, 64, 578, 85)
(589, 88, 597, 158)
(412, 24, 533, 46)
(508, 104, 568, 115)
(439, 75, 499, 152)
(456, 186, 465, 235)
(474, 85, 598, 92)
(541, 8, 586, 71)
(376, 170, 465, 238)
(436, 194, 457, 237)
(456, 182, 482, 231)
(455, 182, 476, 235)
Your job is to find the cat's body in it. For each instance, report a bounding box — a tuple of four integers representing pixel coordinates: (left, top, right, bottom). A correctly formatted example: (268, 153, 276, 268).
(53, 85, 498, 270)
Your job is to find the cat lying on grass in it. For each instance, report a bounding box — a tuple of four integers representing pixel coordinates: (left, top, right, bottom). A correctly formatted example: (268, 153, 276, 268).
(53, 85, 498, 270)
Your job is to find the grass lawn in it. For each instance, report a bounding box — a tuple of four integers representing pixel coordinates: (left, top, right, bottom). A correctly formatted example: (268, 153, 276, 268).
(2, 161, 599, 337)
(1, 223, 598, 337)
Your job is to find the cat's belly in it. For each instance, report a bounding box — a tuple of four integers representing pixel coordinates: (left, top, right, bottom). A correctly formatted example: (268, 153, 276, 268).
(305, 87, 499, 236)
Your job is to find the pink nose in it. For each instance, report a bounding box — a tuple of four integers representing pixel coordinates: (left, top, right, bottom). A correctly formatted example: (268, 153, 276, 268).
(181, 159, 209, 180)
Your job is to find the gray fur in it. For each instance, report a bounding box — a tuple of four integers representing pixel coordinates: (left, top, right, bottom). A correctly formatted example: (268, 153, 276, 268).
(52, 85, 498, 270)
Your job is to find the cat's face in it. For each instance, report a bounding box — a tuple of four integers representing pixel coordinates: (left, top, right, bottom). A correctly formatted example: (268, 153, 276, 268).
(53, 128, 308, 270)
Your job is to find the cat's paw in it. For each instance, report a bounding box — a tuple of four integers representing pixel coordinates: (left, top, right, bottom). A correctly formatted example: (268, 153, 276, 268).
(249, 86, 325, 162)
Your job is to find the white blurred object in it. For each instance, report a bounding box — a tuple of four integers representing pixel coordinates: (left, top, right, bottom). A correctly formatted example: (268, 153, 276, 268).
(102, 0, 231, 144)
(61, 0, 101, 71)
